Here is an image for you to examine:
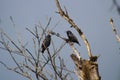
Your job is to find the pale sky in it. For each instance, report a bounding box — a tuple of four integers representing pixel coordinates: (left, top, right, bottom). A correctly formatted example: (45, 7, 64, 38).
(0, 0, 120, 80)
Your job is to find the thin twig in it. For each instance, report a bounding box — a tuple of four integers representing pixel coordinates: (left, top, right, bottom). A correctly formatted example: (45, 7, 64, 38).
(47, 48, 63, 80)
(0, 61, 33, 80)
(1, 31, 23, 53)
(70, 44, 81, 59)
(26, 49, 36, 63)
(26, 28, 37, 38)
(1, 34, 24, 72)
(109, 18, 120, 42)
(50, 31, 81, 59)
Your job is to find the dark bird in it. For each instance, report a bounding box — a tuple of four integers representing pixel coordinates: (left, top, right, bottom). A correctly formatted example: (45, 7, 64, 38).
(41, 34, 51, 53)
(66, 30, 80, 46)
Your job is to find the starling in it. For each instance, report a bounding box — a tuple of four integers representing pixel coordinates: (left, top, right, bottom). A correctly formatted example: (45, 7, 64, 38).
(66, 30, 80, 46)
(41, 34, 51, 53)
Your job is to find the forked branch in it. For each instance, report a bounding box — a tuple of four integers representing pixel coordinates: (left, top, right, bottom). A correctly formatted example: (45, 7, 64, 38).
(54, 0, 92, 58)
(54, 0, 101, 80)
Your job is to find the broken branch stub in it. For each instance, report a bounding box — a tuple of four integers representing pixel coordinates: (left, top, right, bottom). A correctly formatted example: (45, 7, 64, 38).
(71, 54, 101, 80)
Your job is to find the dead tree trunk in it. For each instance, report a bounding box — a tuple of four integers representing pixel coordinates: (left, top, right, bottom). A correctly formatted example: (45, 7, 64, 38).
(54, 0, 101, 80)
(71, 54, 101, 80)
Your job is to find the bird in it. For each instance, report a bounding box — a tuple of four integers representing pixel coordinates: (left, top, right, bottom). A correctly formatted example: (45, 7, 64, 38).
(66, 30, 80, 46)
(41, 34, 51, 53)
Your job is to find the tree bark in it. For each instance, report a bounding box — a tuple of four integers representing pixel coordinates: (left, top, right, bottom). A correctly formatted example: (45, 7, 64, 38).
(54, 0, 101, 80)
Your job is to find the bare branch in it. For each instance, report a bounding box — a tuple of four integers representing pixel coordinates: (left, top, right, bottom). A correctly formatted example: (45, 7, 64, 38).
(1, 30, 23, 53)
(50, 31, 81, 59)
(10, 16, 15, 27)
(0, 34, 24, 72)
(26, 28, 37, 38)
(0, 61, 33, 80)
(54, 1, 101, 80)
(54, 0, 92, 58)
(26, 48, 36, 63)
(70, 44, 81, 59)
(47, 48, 59, 79)
(109, 18, 120, 42)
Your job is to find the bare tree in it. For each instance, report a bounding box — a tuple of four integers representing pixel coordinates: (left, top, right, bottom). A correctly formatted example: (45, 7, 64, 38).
(0, 0, 101, 80)
(54, 0, 101, 80)
(0, 17, 75, 80)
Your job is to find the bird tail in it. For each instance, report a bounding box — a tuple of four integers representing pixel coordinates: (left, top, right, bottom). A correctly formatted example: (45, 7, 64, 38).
(41, 50, 44, 53)
(78, 42, 81, 46)
(41, 48, 45, 53)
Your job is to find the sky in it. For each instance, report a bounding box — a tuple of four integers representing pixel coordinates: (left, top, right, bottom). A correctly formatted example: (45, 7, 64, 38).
(0, 0, 120, 80)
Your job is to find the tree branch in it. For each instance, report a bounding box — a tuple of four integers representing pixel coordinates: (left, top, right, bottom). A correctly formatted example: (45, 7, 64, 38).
(54, 0, 100, 80)
(54, 0, 92, 59)
(109, 18, 120, 42)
